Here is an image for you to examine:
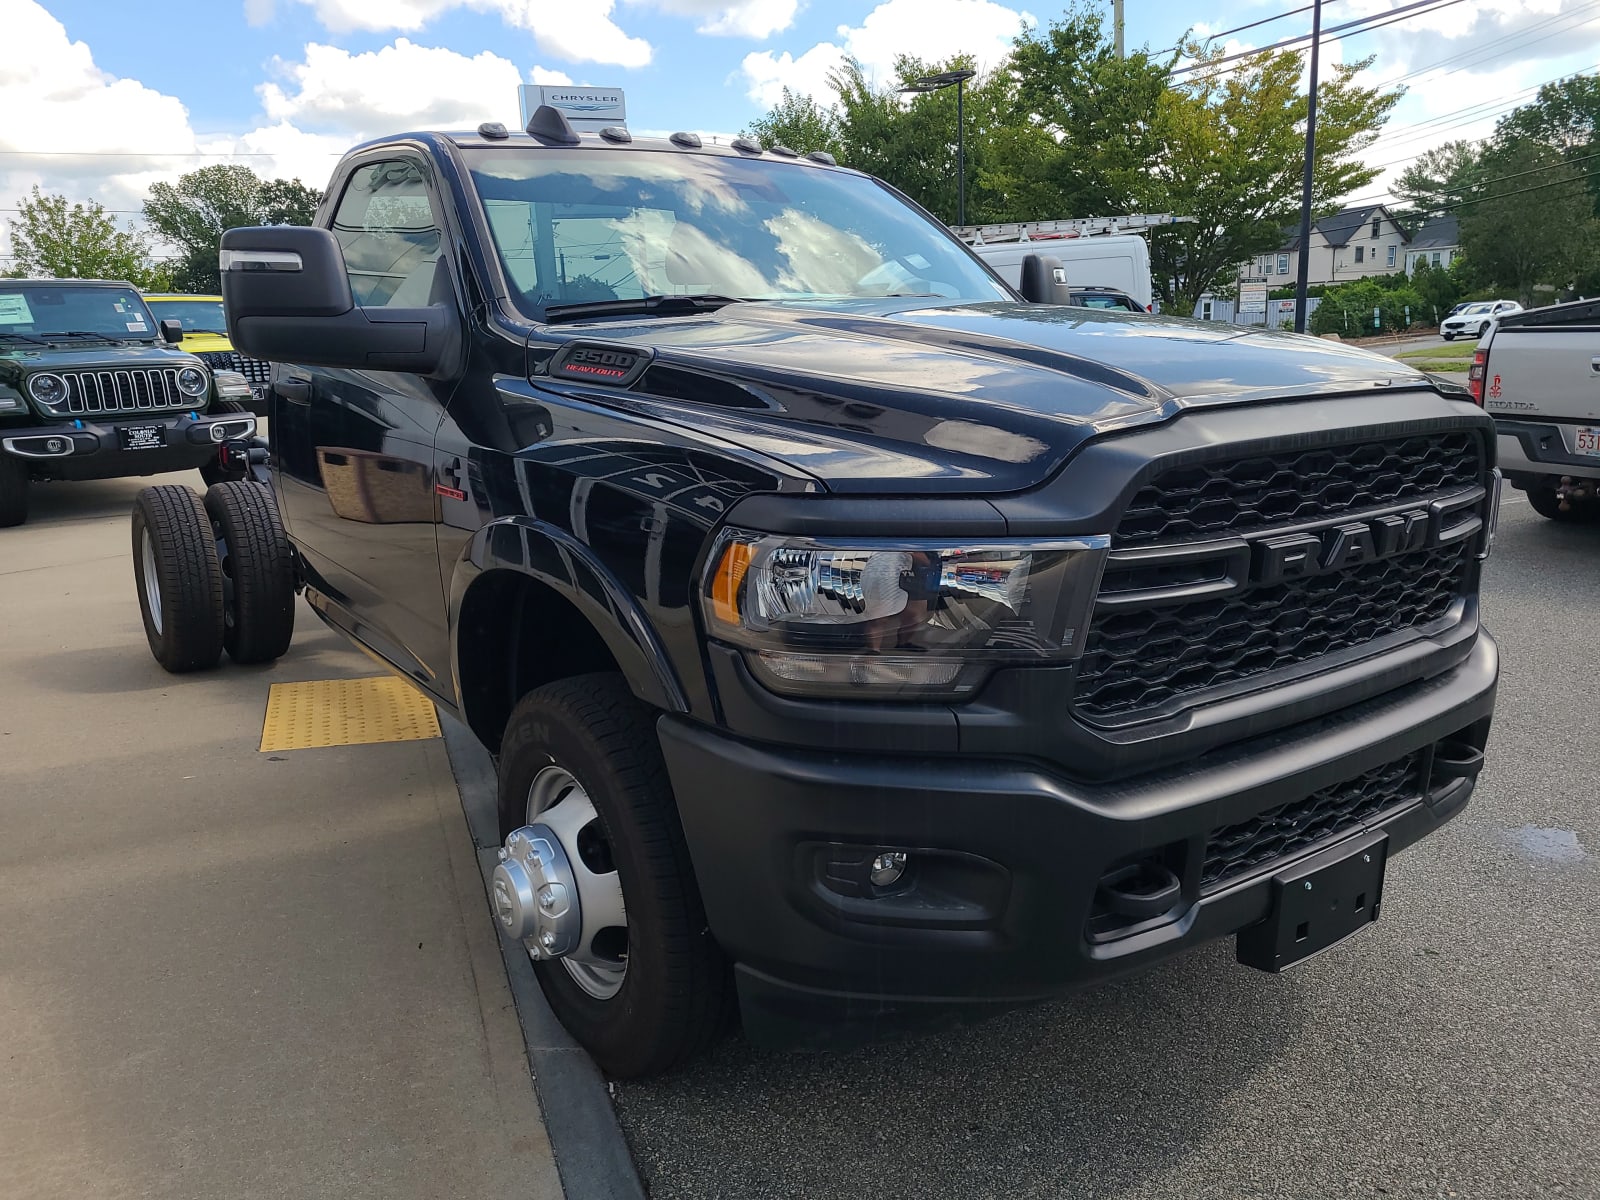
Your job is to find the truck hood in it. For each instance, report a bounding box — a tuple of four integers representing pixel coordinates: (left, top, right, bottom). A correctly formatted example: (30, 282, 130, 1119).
(532, 300, 1428, 493)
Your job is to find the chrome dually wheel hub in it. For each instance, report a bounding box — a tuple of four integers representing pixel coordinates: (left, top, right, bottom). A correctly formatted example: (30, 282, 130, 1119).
(493, 765, 628, 1000)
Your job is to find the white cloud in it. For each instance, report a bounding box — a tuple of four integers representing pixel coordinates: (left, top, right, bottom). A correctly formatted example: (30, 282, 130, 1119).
(638, 0, 799, 38)
(284, 0, 652, 67)
(260, 39, 531, 131)
(739, 0, 1035, 107)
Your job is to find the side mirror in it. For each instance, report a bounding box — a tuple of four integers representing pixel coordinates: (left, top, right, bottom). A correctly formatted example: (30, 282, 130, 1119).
(219, 225, 452, 374)
(159, 318, 184, 344)
(1018, 254, 1071, 304)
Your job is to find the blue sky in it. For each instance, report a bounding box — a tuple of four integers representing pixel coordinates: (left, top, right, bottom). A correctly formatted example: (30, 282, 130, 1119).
(6, 0, 1600, 222)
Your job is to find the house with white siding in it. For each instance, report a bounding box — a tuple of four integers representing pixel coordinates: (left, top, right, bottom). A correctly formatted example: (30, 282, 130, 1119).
(1244, 203, 1411, 287)
(1403, 214, 1460, 274)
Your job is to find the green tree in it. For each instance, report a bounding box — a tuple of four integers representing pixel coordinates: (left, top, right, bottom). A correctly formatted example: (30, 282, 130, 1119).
(1000, 10, 1171, 217)
(1309, 275, 1425, 335)
(1392, 140, 1483, 224)
(1407, 258, 1463, 324)
(4, 186, 163, 285)
(744, 88, 843, 159)
(1459, 138, 1599, 306)
(259, 177, 324, 226)
(1139, 49, 1401, 312)
(143, 165, 324, 292)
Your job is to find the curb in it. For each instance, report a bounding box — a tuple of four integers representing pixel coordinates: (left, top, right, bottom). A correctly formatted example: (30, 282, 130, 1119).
(440, 715, 648, 1200)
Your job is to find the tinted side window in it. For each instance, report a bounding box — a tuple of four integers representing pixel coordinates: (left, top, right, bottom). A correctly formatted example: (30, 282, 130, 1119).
(330, 159, 443, 307)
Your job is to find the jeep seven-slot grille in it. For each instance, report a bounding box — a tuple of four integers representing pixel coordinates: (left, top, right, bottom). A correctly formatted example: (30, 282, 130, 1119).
(1074, 431, 1486, 723)
(1201, 751, 1425, 891)
(45, 369, 188, 416)
(195, 350, 271, 387)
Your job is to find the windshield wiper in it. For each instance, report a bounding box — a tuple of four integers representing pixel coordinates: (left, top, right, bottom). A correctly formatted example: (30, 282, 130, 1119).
(0, 332, 49, 346)
(543, 294, 748, 324)
(43, 330, 126, 343)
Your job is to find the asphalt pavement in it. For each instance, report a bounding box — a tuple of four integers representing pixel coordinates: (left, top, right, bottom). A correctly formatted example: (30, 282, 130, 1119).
(612, 494, 1600, 1200)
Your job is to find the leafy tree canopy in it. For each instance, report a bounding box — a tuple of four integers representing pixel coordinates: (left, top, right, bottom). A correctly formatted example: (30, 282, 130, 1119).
(4, 186, 166, 288)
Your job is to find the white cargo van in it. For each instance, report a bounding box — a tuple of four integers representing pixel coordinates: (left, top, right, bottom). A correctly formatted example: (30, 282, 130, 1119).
(968, 234, 1153, 311)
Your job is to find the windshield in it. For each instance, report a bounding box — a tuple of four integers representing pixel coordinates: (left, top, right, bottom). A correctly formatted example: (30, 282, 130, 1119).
(465, 148, 1011, 318)
(1460, 303, 1494, 315)
(0, 283, 157, 340)
(146, 298, 227, 333)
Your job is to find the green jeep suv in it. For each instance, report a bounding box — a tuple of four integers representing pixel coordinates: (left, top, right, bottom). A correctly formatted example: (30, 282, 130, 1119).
(0, 279, 257, 526)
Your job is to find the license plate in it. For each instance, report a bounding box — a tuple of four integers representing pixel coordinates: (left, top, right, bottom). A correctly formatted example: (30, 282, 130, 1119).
(118, 425, 167, 451)
(1236, 831, 1387, 972)
(1574, 427, 1600, 457)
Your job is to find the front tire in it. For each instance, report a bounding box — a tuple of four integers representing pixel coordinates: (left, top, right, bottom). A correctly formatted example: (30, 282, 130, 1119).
(132, 485, 224, 672)
(1478, 322, 1490, 338)
(0, 457, 27, 527)
(204, 481, 295, 664)
(1442, 332, 1455, 342)
(496, 674, 733, 1077)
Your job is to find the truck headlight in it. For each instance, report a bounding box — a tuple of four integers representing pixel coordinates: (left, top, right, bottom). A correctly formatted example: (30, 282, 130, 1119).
(702, 530, 1109, 698)
(177, 366, 209, 397)
(26, 372, 67, 406)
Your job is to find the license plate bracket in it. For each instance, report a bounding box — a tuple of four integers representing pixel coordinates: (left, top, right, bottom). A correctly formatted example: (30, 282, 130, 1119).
(1236, 830, 1387, 972)
(118, 424, 167, 451)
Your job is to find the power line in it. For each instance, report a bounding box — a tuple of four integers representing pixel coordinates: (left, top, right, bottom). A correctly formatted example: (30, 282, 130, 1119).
(1172, 0, 1470, 77)
(1380, 0, 1600, 87)
(1158, 2, 1344, 55)
(1342, 149, 1600, 211)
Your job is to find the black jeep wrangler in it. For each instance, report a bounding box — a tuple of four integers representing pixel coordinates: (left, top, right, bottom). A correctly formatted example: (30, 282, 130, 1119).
(132, 109, 1501, 1078)
(0, 279, 257, 526)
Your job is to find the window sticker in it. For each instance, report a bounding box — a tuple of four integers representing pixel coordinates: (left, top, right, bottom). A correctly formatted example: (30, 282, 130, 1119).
(126, 321, 149, 332)
(0, 294, 35, 324)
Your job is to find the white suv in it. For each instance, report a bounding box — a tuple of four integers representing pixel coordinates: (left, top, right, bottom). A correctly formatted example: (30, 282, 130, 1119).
(1442, 300, 1521, 341)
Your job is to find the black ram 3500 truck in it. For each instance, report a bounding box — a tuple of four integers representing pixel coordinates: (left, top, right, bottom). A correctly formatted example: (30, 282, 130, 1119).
(137, 108, 1500, 1077)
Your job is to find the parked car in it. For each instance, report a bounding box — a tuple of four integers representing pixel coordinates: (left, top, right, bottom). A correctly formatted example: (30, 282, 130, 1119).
(0, 279, 256, 526)
(968, 232, 1155, 309)
(135, 109, 1500, 1077)
(1478, 297, 1600, 519)
(1441, 300, 1521, 340)
(144, 293, 272, 415)
(1069, 286, 1144, 313)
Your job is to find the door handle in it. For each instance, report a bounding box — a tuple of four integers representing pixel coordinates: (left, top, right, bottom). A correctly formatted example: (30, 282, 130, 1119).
(1590, 358, 1600, 375)
(278, 379, 311, 404)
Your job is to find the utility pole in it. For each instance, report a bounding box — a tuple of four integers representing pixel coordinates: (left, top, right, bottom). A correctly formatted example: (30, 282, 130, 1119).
(1293, 0, 1323, 334)
(1113, 0, 1125, 58)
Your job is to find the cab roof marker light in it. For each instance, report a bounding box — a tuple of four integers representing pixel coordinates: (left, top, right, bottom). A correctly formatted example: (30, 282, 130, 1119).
(670, 131, 703, 149)
(769, 145, 799, 158)
(731, 136, 763, 155)
(478, 121, 509, 140)
(806, 150, 837, 165)
(599, 126, 632, 144)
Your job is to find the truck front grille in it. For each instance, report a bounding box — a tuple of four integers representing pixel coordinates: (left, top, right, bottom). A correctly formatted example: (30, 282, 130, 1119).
(1074, 431, 1487, 724)
(1201, 751, 1425, 891)
(194, 350, 270, 387)
(1115, 432, 1483, 548)
(45, 369, 189, 416)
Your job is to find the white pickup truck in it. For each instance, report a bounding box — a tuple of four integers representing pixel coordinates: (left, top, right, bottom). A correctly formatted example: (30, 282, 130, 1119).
(1479, 298, 1600, 520)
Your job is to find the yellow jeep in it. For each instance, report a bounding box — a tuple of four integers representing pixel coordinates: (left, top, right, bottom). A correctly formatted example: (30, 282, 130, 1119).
(143, 293, 270, 414)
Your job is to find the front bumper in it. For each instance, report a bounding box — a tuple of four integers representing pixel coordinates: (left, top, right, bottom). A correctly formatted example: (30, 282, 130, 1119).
(0, 410, 256, 480)
(659, 632, 1497, 1046)
(1495, 420, 1600, 487)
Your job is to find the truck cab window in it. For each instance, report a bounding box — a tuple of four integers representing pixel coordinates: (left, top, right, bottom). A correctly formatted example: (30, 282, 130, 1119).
(330, 160, 444, 307)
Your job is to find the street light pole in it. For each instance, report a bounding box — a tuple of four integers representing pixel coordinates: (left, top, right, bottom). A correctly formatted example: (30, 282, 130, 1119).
(1293, 0, 1323, 334)
(956, 74, 967, 226)
(899, 68, 978, 226)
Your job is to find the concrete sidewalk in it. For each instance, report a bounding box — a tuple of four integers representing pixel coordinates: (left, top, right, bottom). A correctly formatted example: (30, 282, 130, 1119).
(0, 473, 564, 1200)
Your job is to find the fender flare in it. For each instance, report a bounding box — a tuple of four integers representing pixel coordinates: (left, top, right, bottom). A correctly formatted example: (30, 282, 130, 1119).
(449, 515, 690, 715)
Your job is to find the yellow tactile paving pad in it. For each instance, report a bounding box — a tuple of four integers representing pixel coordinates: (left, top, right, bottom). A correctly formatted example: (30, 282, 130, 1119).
(260, 676, 442, 752)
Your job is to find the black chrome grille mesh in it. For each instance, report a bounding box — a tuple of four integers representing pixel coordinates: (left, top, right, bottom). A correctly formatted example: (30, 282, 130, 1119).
(1115, 433, 1483, 548)
(1074, 430, 1485, 723)
(1201, 751, 1425, 891)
